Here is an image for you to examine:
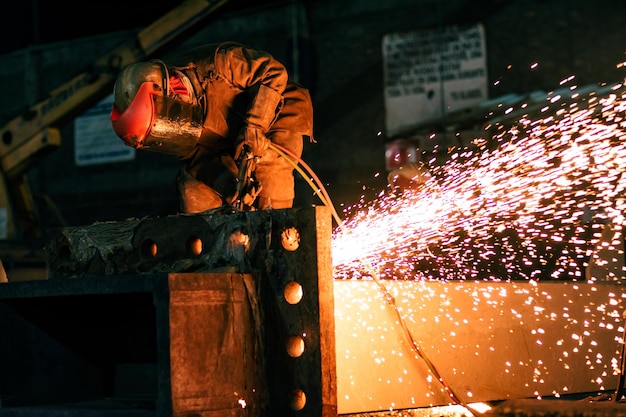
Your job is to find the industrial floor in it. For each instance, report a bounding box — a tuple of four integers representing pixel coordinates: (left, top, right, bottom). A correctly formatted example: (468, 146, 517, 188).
(345, 395, 626, 417)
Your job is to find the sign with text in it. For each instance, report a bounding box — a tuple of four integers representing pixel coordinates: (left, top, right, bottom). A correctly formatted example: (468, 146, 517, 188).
(383, 24, 488, 137)
(74, 93, 135, 166)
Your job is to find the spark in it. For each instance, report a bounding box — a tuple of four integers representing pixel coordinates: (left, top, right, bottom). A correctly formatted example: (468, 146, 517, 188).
(333, 83, 626, 284)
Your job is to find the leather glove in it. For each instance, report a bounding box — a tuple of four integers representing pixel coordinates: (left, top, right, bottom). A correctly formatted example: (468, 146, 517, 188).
(234, 126, 270, 161)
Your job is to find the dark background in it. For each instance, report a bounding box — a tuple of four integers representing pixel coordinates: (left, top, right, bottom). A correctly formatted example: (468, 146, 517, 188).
(0, 1, 264, 54)
(0, 0, 624, 234)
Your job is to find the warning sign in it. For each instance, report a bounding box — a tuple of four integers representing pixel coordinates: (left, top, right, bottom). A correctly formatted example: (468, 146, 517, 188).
(74, 93, 135, 166)
(383, 23, 488, 137)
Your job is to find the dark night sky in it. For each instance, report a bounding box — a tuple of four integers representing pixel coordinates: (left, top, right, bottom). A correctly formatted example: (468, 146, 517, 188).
(1, 1, 260, 55)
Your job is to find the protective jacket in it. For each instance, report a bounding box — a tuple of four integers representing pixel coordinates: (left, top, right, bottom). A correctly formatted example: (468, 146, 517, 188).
(166, 42, 314, 212)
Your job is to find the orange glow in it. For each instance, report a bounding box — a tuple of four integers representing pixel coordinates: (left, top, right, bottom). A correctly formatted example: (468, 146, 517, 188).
(284, 281, 303, 304)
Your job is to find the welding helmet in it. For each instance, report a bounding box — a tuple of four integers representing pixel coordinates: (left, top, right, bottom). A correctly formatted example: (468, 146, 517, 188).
(110, 61, 203, 158)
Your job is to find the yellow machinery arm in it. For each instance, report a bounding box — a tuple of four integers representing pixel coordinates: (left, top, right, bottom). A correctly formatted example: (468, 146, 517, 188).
(0, 0, 229, 242)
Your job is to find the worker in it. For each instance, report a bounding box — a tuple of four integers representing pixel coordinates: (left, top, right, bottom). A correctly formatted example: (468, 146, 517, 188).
(110, 41, 314, 212)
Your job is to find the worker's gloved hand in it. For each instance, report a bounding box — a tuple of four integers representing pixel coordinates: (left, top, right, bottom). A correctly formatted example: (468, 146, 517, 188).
(234, 126, 270, 161)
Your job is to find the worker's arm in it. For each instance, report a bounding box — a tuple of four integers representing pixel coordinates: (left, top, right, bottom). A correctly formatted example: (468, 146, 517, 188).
(214, 43, 289, 159)
(214, 42, 289, 101)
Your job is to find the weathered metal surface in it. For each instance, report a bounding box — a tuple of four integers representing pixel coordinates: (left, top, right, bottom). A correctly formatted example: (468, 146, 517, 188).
(168, 273, 266, 416)
(0, 206, 335, 417)
(45, 207, 320, 280)
(0, 273, 266, 416)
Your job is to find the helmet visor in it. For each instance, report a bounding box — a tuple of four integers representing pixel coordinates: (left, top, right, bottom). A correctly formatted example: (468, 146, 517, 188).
(143, 93, 203, 157)
(111, 81, 203, 158)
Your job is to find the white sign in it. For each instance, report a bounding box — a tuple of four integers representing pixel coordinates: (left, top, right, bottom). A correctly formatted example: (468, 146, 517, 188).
(383, 24, 488, 137)
(74, 93, 135, 166)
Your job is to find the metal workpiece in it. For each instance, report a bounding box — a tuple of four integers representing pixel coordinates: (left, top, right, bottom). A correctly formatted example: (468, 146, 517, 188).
(45, 206, 328, 280)
(1, 206, 336, 417)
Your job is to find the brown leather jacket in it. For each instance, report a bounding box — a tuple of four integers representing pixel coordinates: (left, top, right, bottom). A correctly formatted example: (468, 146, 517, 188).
(167, 41, 313, 157)
(166, 42, 314, 211)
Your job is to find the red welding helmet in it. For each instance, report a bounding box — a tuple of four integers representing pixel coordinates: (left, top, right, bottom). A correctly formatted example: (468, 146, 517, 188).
(110, 61, 203, 158)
